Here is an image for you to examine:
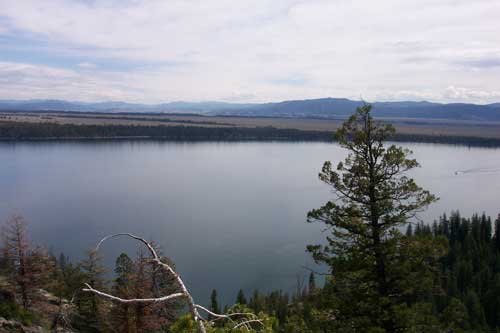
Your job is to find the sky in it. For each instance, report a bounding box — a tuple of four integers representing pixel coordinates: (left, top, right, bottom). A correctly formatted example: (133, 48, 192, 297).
(0, 0, 499, 104)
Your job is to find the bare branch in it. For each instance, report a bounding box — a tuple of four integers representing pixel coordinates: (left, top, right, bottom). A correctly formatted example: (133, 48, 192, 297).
(234, 319, 265, 329)
(95, 233, 160, 259)
(86, 233, 207, 333)
(84, 233, 264, 333)
(83, 283, 185, 304)
(195, 304, 258, 320)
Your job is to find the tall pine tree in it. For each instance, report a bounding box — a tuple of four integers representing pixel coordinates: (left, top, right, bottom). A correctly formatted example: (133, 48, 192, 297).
(307, 104, 444, 332)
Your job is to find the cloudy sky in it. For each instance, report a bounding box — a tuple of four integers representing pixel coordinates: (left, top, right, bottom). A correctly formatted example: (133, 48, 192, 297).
(0, 0, 499, 104)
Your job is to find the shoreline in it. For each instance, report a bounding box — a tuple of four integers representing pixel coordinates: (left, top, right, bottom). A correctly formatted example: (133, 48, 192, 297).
(1, 132, 500, 148)
(2, 117, 500, 147)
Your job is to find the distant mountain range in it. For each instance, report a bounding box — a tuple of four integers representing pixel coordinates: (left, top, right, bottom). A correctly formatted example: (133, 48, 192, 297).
(0, 99, 256, 114)
(1, 98, 500, 122)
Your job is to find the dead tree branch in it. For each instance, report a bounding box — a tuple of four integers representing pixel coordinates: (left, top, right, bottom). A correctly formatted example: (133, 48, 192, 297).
(82, 233, 263, 332)
(83, 283, 185, 304)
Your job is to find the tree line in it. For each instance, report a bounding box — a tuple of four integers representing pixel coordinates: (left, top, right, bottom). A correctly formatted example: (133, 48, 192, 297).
(2, 120, 500, 147)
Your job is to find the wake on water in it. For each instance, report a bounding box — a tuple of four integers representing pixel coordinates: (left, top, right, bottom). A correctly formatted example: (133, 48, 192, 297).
(454, 167, 500, 175)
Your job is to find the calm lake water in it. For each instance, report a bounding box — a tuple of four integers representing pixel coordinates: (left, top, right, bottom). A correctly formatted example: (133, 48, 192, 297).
(1, 141, 499, 305)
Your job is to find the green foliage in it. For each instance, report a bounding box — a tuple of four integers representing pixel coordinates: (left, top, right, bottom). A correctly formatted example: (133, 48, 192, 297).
(236, 289, 247, 305)
(464, 290, 486, 329)
(170, 313, 198, 333)
(307, 104, 441, 332)
(49, 253, 86, 300)
(110, 253, 134, 332)
(433, 212, 500, 330)
(72, 250, 108, 332)
(171, 305, 278, 333)
(0, 300, 35, 326)
(107, 250, 182, 332)
(0, 121, 332, 142)
(210, 289, 221, 321)
(442, 298, 470, 332)
(392, 302, 441, 333)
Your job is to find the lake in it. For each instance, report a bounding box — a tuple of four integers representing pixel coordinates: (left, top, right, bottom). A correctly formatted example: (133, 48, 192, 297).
(1, 141, 499, 305)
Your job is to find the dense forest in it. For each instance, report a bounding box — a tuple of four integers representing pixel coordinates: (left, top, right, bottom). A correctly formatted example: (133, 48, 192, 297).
(2, 105, 500, 332)
(1, 120, 500, 147)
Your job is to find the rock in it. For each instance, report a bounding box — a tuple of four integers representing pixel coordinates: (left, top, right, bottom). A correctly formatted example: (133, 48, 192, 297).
(0, 317, 47, 333)
(0, 316, 24, 331)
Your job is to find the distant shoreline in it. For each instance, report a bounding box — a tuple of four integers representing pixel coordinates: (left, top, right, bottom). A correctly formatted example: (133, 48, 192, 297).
(1, 120, 500, 147)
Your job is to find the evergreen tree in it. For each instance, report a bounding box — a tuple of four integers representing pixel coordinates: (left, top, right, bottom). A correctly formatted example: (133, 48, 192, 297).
(209, 289, 220, 321)
(464, 290, 486, 329)
(236, 289, 247, 305)
(109, 249, 180, 332)
(494, 214, 500, 252)
(58, 252, 68, 271)
(442, 298, 469, 332)
(74, 249, 108, 332)
(249, 290, 265, 314)
(111, 253, 134, 332)
(406, 223, 413, 237)
(307, 104, 443, 332)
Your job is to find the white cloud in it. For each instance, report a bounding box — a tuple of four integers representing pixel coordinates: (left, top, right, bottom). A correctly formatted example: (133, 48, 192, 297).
(0, 0, 499, 103)
(0, 61, 144, 102)
(77, 62, 97, 69)
(443, 86, 500, 102)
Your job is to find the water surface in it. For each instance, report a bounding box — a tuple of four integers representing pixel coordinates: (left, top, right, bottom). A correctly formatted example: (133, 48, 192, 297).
(0, 141, 499, 305)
